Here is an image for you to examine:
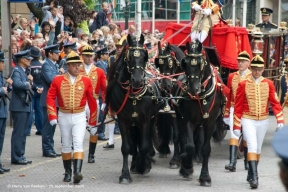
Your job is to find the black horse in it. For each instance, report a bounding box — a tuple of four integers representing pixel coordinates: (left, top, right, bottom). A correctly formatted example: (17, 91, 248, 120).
(154, 42, 184, 169)
(105, 34, 161, 184)
(173, 40, 226, 186)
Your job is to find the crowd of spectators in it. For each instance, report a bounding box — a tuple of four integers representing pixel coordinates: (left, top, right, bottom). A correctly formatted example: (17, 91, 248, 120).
(0, 0, 165, 66)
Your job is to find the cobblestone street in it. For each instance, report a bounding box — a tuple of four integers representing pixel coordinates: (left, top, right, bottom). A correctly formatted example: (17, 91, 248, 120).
(0, 116, 285, 192)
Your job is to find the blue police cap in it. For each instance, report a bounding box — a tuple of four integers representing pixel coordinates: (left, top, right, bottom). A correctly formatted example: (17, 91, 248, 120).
(109, 49, 116, 56)
(0, 51, 7, 62)
(14, 49, 33, 60)
(96, 47, 109, 55)
(272, 126, 288, 168)
(30, 46, 42, 58)
(43, 44, 61, 53)
(63, 42, 77, 50)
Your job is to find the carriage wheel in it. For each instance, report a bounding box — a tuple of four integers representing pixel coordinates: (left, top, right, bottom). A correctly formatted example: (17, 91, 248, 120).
(212, 128, 227, 142)
(237, 134, 244, 159)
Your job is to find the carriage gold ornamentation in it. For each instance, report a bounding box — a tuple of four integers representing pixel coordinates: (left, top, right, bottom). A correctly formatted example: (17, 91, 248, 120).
(191, 59, 197, 65)
(134, 50, 140, 57)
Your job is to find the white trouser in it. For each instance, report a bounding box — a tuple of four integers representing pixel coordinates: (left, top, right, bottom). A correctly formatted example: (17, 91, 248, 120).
(229, 107, 239, 140)
(107, 123, 115, 145)
(58, 111, 87, 153)
(85, 99, 100, 134)
(191, 31, 208, 43)
(241, 118, 269, 154)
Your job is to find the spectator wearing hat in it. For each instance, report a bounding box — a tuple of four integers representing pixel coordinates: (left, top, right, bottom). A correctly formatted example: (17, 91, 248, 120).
(46, 51, 97, 184)
(0, 51, 13, 173)
(79, 45, 107, 161)
(233, 55, 284, 189)
(59, 42, 78, 74)
(95, 47, 109, 141)
(224, 51, 252, 173)
(26, 47, 44, 136)
(89, 2, 110, 33)
(280, 55, 288, 123)
(41, 44, 62, 158)
(256, 7, 277, 30)
(272, 126, 288, 191)
(10, 50, 34, 165)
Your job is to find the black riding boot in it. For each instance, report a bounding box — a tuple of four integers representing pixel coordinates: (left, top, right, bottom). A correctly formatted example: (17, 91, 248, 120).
(246, 167, 251, 183)
(243, 146, 249, 170)
(249, 161, 258, 189)
(73, 159, 83, 184)
(88, 142, 97, 163)
(63, 160, 72, 182)
(225, 145, 237, 172)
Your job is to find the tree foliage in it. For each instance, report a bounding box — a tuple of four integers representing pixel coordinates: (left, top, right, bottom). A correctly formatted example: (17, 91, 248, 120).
(26, 0, 97, 25)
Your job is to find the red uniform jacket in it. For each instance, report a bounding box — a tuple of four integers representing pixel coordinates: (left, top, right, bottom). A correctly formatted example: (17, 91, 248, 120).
(224, 70, 252, 117)
(46, 73, 97, 126)
(233, 76, 284, 130)
(80, 64, 107, 102)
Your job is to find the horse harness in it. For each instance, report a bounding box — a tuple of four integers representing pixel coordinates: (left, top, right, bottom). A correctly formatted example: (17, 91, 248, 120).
(116, 45, 162, 124)
(177, 52, 225, 119)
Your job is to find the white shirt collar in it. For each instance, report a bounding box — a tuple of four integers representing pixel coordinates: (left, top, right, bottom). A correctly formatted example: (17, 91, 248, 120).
(239, 69, 248, 77)
(84, 63, 93, 74)
(252, 76, 261, 84)
(68, 72, 76, 85)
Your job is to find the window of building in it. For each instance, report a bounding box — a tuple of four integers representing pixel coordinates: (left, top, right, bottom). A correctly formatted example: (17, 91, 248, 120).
(94, 0, 191, 21)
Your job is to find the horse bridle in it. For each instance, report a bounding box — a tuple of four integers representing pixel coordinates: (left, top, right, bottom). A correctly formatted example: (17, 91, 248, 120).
(184, 52, 207, 80)
(125, 46, 147, 73)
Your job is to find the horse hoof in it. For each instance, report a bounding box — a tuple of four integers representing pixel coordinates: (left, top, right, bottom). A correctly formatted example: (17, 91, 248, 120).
(183, 175, 192, 181)
(119, 177, 132, 184)
(142, 168, 150, 175)
(159, 154, 167, 158)
(200, 181, 211, 187)
(130, 169, 137, 174)
(169, 164, 179, 169)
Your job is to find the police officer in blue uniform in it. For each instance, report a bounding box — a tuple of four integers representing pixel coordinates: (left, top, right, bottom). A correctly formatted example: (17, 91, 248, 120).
(0, 51, 12, 172)
(256, 8, 278, 30)
(26, 46, 44, 136)
(59, 42, 78, 74)
(272, 126, 288, 191)
(95, 47, 109, 140)
(10, 50, 33, 165)
(41, 44, 61, 158)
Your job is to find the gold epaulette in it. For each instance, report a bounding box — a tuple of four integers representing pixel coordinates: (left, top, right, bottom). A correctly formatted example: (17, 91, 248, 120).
(271, 23, 278, 26)
(211, 4, 219, 14)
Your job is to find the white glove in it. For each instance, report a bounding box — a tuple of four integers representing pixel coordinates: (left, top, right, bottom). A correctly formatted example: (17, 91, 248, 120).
(90, 126, 97, 135)
(96, 99, 99, 105)
(101, 103, 106, 111)
(276, 123, 284, 132)
(223, 118, 230, 125)
(192, 4, 202, 11)
(203, 8, 212, 16)
(233, 130, 241, 137)
(50, 119, 58, 126)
